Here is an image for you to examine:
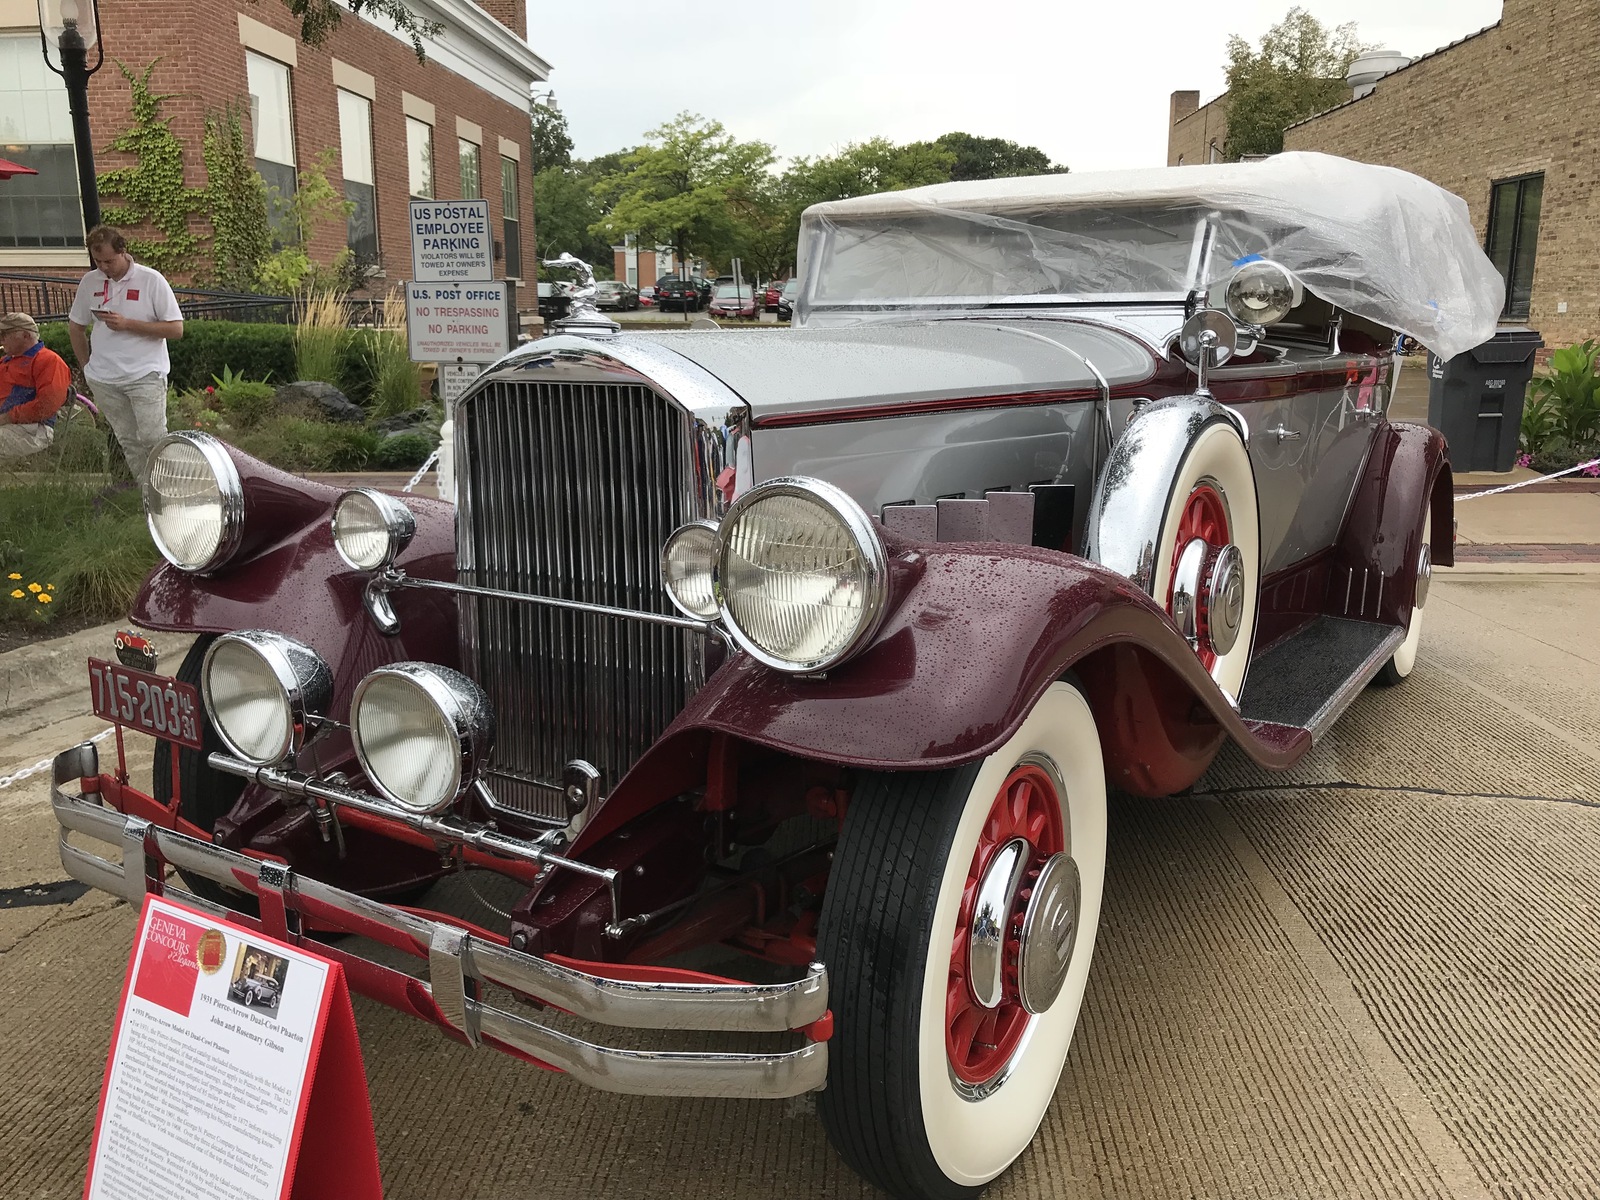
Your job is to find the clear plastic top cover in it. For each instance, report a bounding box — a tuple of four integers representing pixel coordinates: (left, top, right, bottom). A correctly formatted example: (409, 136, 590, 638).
(794, 152, 1505, 358)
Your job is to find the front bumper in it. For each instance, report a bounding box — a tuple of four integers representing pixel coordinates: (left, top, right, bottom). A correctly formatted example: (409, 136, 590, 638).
(50, 743, 828, 1099)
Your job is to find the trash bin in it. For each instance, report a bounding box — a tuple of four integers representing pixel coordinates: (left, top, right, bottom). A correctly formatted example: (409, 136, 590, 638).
(1426, 327, 1543, 473)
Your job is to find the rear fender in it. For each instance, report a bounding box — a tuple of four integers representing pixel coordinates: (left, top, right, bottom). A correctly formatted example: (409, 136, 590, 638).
(578, 540, 1312, 850)
(1335, 421, 1452, 624)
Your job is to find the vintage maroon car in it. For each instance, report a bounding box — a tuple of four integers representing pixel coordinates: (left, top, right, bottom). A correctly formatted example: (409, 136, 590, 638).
(52, 154, 1502, 1198)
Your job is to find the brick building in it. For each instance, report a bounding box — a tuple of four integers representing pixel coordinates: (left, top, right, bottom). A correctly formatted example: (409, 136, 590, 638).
(0, 0, 548, 310)
(1167, 90, 1230, 167)
(1168, 0, 1599, 349)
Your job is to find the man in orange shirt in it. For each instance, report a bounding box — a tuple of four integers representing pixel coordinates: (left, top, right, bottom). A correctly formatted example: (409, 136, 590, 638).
(0, 312, 71, 463)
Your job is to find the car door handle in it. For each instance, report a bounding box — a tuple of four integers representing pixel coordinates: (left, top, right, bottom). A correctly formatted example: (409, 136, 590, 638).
(1267, 424, 1303, 442)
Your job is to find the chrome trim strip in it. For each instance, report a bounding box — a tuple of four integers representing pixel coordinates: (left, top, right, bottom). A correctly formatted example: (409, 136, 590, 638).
(51, 749, 830, 1101)
(1303, 625, 1406, 741)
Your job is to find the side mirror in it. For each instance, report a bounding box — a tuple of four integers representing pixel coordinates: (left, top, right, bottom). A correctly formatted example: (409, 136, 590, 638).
(1178, 310, 1240, 396)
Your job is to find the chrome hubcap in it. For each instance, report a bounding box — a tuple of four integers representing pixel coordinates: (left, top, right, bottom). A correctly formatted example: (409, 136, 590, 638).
(1415, 542, 1432, 609)
(1172, 539, 1246, 657)
(1206, 544, 1246, 655)
(967, 839, 1029, 1009)
(1018, 852, 1081, 1014)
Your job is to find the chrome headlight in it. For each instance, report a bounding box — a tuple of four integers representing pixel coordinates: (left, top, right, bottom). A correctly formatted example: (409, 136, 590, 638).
(1224, 259, 1302, 326)
(660, 521, 719, 619)
(714, 477, 888, 673)
(201, 631, 332, 766)
(332, 489, 416, 571)
(351, 663, 494, 814)
(145, 432, 244, 573)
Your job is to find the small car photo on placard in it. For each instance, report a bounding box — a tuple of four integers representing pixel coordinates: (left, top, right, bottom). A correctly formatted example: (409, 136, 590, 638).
(227, 945, 289, 1015)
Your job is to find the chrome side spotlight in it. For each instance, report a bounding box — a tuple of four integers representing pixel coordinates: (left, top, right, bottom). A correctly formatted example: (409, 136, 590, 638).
(201, 631, 334, 766)
(661, 520, 719, 619)
(1224, 259, 1303, 327)
(351, 663, 495, 814)
(333, 489, 416, 572)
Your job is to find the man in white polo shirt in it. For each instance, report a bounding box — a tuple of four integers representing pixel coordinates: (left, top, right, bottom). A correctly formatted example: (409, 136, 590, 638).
(68, 225, 184, 484)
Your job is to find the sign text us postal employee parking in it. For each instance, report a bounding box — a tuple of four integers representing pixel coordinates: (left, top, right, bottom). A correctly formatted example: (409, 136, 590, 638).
(409, 199, 492, 283)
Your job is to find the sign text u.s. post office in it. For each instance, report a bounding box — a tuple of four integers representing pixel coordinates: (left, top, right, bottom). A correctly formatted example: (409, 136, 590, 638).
(409, 200, 493, 284)
(406, 282, 511, 364)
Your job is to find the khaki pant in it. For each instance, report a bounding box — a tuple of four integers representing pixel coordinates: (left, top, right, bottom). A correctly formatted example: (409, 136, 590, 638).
(0, 421, 54, 464)
(89, 372, 168, 485)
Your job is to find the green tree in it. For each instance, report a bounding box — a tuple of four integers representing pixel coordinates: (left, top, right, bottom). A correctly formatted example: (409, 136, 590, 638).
(591, 113, 775, 270)
(1223, 7, 1365, 159)
(268, 0, 441, 61)
(531, 164, 615, 272)
(784, 137, 955, 209)
(530, 102, 574, 172)
(933, 132, 1067, 180)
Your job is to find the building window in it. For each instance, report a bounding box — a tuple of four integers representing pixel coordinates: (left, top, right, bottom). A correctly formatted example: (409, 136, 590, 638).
(0, 34, 82, 248)
(337, 89, 378, 267)
(459, 139, 481, 200)
(1485, 173, 1543, 321)
(407, 117, 434, 200)
(246, 51, 297, 240)
(500, 156, 521, 279)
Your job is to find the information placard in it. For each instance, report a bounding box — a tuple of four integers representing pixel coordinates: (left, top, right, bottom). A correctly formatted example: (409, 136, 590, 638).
(85, 896, 380, 1200)
(438, 361, 483, 403)
(408, 199, 492, 283)
(406, 281, 511, 364)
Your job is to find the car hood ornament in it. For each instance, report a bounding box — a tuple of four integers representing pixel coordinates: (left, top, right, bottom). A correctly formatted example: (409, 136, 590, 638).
(542, 252, 621, 338)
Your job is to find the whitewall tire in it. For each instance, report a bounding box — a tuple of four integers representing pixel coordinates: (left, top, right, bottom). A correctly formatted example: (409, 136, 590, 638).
(816, 682, 1108, 1199)
(1376, 510, 1431, 686)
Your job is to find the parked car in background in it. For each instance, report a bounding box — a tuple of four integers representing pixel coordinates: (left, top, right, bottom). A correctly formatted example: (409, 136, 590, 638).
(50, 154, 1503, 1200)
(536, 280, 574, 322)
(692, 276, 714, 305)
(595, 280, 641, 311)
(709, 284, 758, 320)
(777, 277, 800, 320)
(638, 286, 656, 307)
(654, 277, 701, 312)
(762, 281, 783, 310)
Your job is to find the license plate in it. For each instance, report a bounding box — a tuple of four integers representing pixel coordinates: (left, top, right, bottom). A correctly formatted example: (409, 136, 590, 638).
(87, 657, 204, 749)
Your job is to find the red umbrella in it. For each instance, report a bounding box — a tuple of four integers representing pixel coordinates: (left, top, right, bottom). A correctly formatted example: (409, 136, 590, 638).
(0, 157, 39, 180)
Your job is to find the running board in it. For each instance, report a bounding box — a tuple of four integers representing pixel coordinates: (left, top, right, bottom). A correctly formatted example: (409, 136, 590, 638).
(1238, 616, 1405, 741)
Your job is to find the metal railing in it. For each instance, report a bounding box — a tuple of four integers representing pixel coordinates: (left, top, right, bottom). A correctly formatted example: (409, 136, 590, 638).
(0, 273, 387, 326)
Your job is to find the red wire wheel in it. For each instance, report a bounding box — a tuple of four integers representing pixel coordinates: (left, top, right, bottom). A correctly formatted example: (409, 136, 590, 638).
(945, 763, 1065, 1086)
(1168, 483, 1230, 670)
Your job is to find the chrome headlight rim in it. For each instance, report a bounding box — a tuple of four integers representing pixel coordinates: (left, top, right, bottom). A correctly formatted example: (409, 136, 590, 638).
(660, 519, 721, 620)
(200, 630, 333, 767)
(332, 488, 417, 572)
(713, 476, 889, 674)
(144, 431, 246, 575)
(1223, 258, 1303, 327)
(350, 662, 494, 815)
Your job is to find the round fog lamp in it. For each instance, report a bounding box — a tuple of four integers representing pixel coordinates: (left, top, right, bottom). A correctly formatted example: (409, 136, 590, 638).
(145, 432, 244, 574)
(352, 663, 494, 814)
(661, 521, 719, 619)
(333, 489, 416, 571)
(1224, 259, 1302, 327)
(715, 477, 888, 674)
(201, 631, 333, 766)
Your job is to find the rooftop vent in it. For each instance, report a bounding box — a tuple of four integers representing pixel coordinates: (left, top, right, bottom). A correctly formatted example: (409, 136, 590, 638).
(1347, 49, 1412, 99)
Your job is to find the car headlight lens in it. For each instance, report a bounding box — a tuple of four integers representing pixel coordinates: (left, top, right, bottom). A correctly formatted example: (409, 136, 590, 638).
(714, 477, 888, 673)
(201, 631, 332, 766)
(660, 521, 719, 619)
(145, 432, 244, 573)
(1224, 259, 1302, 326)
(351, 663, 494, 814)
(332, 489, 416, 571)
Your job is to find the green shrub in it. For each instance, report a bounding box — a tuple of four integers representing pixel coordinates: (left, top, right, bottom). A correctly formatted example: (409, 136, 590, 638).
(1523, 340, 1600, 455)
(41, 319, 296, 391)
(373, 431, 436, 470)
(217, 380, 279, 431)
(0, 478, 155, 626)
(366, 329, 425, 419)
(230, 415, 381, 473)
(1529, 436, 1600, 475)
(292, 288, 349, 387)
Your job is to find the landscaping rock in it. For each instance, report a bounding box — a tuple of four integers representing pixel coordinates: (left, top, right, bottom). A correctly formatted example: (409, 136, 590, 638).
(274, 380, 365, 424)
(373, 407, 433, 436)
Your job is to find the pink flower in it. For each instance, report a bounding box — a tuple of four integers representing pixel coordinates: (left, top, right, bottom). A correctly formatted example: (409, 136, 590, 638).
(1516, 452, 1533, 468)
(1583, 461, 1600, 478)
(205, 386, 215, 394)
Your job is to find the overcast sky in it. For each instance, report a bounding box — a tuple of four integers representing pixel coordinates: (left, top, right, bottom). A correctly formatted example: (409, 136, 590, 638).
(525, 0, 1504, 172)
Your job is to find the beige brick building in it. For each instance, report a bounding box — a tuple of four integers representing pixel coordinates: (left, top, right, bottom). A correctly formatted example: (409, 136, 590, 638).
(1167, 90, 1230, 167)
(1169, 0, 1598, 350)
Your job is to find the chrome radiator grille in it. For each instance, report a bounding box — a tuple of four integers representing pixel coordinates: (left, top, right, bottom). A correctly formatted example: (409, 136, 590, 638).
(456, 378, 701, 821)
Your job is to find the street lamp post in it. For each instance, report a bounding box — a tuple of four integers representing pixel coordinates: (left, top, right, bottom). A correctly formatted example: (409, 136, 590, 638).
(37, 0, 105, 252)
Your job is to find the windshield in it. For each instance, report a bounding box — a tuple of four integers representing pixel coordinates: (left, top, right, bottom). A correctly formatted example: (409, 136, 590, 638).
(596, 281, 622, 291)
(714, 285, 747, 298)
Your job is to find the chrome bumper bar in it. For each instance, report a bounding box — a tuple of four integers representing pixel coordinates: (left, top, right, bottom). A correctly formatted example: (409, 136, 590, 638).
(50, 743, 828, 1099)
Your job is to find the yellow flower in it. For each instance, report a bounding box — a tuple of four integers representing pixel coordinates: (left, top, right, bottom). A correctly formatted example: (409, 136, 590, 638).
(9, 589, 21, 599)
(37, 593, 51, 604)
(27, 582, 41, 593)
(6, 572, 18, 580)
(47, 583, 55, 591)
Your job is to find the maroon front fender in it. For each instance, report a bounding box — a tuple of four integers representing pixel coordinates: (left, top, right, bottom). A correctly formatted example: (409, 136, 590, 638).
(581, 543, 1313, 847)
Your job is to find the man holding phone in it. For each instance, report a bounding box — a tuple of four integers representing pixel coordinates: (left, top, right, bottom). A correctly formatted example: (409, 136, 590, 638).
(68, 225, 183, 485)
